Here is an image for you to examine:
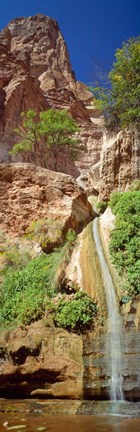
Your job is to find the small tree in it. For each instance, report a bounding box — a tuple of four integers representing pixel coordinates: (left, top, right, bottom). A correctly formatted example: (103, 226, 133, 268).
(10, 109, 80, 171)
(90, 37, 140, 131)
(10, 110, 42, 156)
(39, 109, 80, 170)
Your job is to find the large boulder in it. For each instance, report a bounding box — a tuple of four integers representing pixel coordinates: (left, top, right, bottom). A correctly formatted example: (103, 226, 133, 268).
(0, 163, 93, 236)
(0, 321, 83, 398)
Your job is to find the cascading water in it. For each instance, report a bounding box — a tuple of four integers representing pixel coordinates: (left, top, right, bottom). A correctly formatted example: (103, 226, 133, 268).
(93, 218, 124, 401)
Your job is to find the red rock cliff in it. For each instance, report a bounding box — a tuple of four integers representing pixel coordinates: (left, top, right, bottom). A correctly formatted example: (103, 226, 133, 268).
(0, 14, 103, 178)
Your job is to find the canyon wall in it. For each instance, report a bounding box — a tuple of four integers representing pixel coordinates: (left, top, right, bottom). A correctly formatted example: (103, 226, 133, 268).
(0, 14, 103, 179)
(0, 14, 139, 401)
(99, 129, 140, 200)
(0, 14, 139, 194)
(0, 163, 93, 237)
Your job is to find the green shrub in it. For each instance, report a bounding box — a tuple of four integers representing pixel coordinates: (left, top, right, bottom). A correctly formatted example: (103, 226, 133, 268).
(26, 218, 64, 252)
(109, 190, 140, 297)
(90, 37, 140, 131)
(0, 248, 64, 327)
(65, 229, 76, 243)
(54, 291, 98, 332)
(128, 180, 140, 192)
(96, 201, 108, 214)
(0, 227, 78, 329)
(1, 245, 31, 271)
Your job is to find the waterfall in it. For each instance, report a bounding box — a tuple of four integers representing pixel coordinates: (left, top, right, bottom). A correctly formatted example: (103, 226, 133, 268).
(93, 218, 124, 401)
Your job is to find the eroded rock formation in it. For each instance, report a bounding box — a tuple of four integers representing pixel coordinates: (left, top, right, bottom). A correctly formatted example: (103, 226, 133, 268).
(99, 129, 140, 200)
(0, 163, 92, 236)
(0, 14, 139, 195)
(0, 321, 83, 398)
(0, 14, 103, 178)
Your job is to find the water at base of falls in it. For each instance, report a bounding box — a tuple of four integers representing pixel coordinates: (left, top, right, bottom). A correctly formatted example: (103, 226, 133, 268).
(93, 218, 124, 401)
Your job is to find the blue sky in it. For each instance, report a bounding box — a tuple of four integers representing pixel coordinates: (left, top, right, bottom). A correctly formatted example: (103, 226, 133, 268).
(1, 0, 140, 83)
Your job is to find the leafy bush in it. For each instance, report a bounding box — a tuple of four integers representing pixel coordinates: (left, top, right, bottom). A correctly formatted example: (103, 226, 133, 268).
(90, 37, 140, 131)
(1, 245, 31, 271)
(65, 229, 77, 243)
(109, 190, 140, 296)
(10, 109, 80, 172)
(128, 180, 140, 192)
(26, 219, 77, 253)
(96, 201, 108, 214)
(0, 228, 78, 329)
(26, 218, 63, 252)
(54, 291, 98, 332)
(0, 249, 64, 327)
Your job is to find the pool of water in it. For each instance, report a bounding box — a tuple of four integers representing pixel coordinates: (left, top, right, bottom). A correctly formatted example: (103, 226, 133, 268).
(0, 400, 140, 432)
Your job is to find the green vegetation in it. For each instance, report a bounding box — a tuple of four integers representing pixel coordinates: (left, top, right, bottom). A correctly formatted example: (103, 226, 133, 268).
(0, 234, 33, 278)
(0, 222, 98, 333)
(91, 37, 140, 131)
(0, 251, 59, 327)
(26, 218, 64, 252)
(96, 201, 108, 214)
(109, 190, 140, 297)
(10, 109, 81, 171)
(54, 291, 98, 332)
(0, 226, 75, 328)
(1, 245, 31, 271)
(128, 180, 140, 192)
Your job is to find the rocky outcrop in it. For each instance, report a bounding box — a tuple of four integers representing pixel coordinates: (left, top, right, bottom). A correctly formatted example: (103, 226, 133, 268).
(0, 14, 103, 178)
(99, 129, 140, 200)
(0, 14, 139, 197)
(0, 321, 83, 398)
(0, 163, 93, 236)
(0, 301, 139, 400)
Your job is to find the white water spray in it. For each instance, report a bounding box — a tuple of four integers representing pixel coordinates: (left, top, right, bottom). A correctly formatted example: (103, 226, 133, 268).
(93, 218, 124, 400)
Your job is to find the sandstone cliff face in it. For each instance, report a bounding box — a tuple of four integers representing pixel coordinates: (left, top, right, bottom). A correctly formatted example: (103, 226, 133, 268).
(0, 14, 103, 178)
(0, 321, 83, 399)
(99, 129, 140, 200)
(0, 163, 92, 237)
(0, 14, 139, 194)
